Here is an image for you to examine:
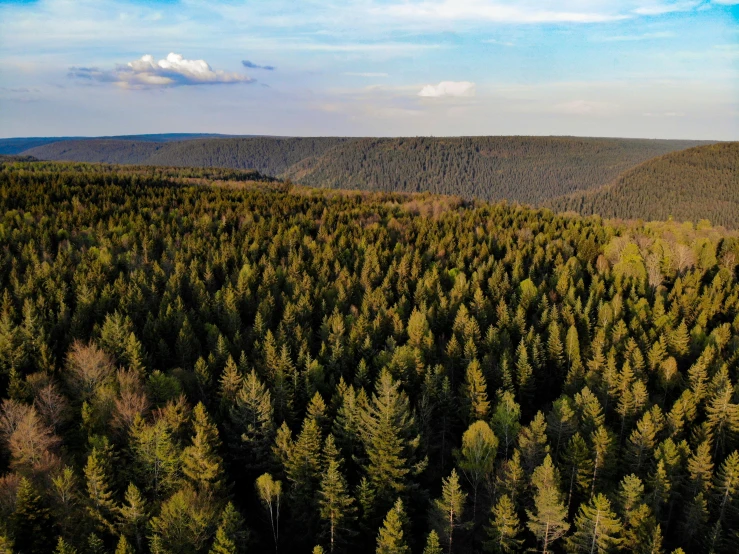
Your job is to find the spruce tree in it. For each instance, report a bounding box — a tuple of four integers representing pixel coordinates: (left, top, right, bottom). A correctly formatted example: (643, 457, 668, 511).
(461, 359, 490, 423)
(55, 537, 78, 554)
(114, 535, 135, 554)
(182, 402, 225, 494)
(376, 498, 410, 554)
(483, 494, 522, 554)
(117, 483, 148, 552)
(360, 369, 424, 507)
(526, 455, 569, 554)
(565, 493, 622, 553)
(423, 530, 443, 554)
(319, 434, 356, 552)
(85, 446, 117, 534)
(431, 469, 467, 554)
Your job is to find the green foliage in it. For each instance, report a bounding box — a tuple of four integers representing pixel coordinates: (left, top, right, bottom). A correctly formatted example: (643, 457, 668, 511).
(1, 160, 739, 553)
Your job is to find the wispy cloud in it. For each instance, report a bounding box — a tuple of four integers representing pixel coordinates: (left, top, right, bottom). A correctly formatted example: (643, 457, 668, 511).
(599, 31, 675, 41)
(69, 53, 255, 89)
(633, 1, 700, 15)
(482, 38, 515, 46)
(344, 72, 389, 77)
(242, 60, 275, 71)
(372, 0, 629, 24)
(418, 81, 476, 98)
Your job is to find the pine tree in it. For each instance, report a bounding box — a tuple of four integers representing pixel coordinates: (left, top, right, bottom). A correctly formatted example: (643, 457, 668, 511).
(461, 359, 490, 423)
(565, 493, 622, 553)
(483, 494, 522, 553)
(114, 535, 135, 554)
(518, 411, 549, 474)
(360, 369, 424, 506)
(210, 503, 246, 554)
(423, 530, 443, 554)
(85, 446, 117, 534)
(526, 455, 569, 554)
(376, 499, 410, 554)
(182, 402, 225, 494)
(284, 414, 323, 527)
(319, 434, 356, 552)
(129, 416, 182, 499)
(229, 369, 275, 472)
(431, 469, 467, 554)
(117, 483, 148, 552)
(547, 396, 577, 461)
(11, 477, 55, 553)
(562, 432, 594, 513)
(55, 537, 78, 554)
(457, 420, 498, 520)
(491, 390, 521, 459)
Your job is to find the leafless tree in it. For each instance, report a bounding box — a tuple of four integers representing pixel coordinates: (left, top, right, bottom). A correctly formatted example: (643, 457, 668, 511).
(0, 398, 61, 474)
(65, 340, 115, 400)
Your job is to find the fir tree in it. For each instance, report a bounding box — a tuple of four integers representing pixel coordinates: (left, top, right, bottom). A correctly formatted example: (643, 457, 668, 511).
(565, 493, 622, 553)
(461, 359, 490, 423)
(319, 434, 356, 552)
(423, 530, 443, 554)
(526, 455, 569, 554)
(431, 469, 467, 554)
(182, 402, 225, 494)
(11, 478, 55, 553)
(483, 494, 522, 554)
(376, 499, 410, 554)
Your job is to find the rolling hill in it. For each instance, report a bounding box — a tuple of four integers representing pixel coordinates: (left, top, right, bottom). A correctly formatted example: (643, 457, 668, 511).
(22, 135, 710, 204)
(547, 142, 739, 228)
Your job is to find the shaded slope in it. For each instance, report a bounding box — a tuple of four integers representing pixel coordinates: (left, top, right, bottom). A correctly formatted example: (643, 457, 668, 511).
(281, 136, 711, 204)
(24, 135, 712, 205)
(547, 142, 739, 228)
(24, 137, 355, 176)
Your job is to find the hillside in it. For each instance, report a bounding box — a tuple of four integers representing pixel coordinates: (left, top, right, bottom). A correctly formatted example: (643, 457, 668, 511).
(282, 136, 712, 204)
(22, 137, 355, 176)
(0, 133, 256, 155)
(2, 158, 739, 554)
(548, 142, 739, 228)
(23, 136, 710, 204)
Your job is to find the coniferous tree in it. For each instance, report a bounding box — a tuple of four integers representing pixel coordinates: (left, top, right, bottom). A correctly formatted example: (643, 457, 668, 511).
(483, 494, 522, 554)
(461, 359, 490, 423)
(183, 402, 225, 494)
(526, 455, 569, 554)
(431, 469, 467, 554)
(565, 493, 622, 553)
(11, 477, 55, 554)
(318, 434, 356, 552)
(376, 498, 410, 554)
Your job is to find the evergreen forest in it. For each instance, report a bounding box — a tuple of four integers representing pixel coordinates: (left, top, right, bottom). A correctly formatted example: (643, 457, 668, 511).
(1, 160, 739, 554)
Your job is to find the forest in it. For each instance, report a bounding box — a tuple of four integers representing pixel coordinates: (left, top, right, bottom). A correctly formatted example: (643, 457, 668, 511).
(1, 159, 739, 554)
(547, 143, 739, 229)
(20, 136, 711, 205)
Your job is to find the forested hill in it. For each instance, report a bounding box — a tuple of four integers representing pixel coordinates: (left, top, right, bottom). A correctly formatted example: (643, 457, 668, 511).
(22, 136, 710, 204)
(548, 142, 739, 229)
(21, 137, 356, 176)
(281, 136, 711, 204)
(2, 159, 739, 554)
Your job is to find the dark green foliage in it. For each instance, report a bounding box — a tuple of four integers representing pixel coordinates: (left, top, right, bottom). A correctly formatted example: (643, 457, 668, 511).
(549, 142, 739, 228)
(0, 159, 738, 554)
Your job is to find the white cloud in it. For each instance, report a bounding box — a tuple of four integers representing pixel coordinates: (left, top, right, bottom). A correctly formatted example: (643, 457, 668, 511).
(69, 53, 255, 88)
(482, 39, 516, 46)
(599, 31, 675, 41)
(554, 100, 616, 115)
(344, 72, 390, 77)
(419, 81, 476, 98)
(373, 0, 628, 24)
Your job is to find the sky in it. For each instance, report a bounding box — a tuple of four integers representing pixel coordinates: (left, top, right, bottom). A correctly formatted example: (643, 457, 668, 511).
(0, 0, 737, 139)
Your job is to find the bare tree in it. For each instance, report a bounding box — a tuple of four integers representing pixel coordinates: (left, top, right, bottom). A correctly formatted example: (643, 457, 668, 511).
(0, 399, 61, 474)
(65, 340, 115, 400)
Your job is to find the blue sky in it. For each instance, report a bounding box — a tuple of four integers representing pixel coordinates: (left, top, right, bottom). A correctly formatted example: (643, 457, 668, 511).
(0, 0, 737, 139)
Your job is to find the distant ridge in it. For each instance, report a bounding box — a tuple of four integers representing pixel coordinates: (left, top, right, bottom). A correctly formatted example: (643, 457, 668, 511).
(0, 133, 271, 155)
(21, 135, 711, 205)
